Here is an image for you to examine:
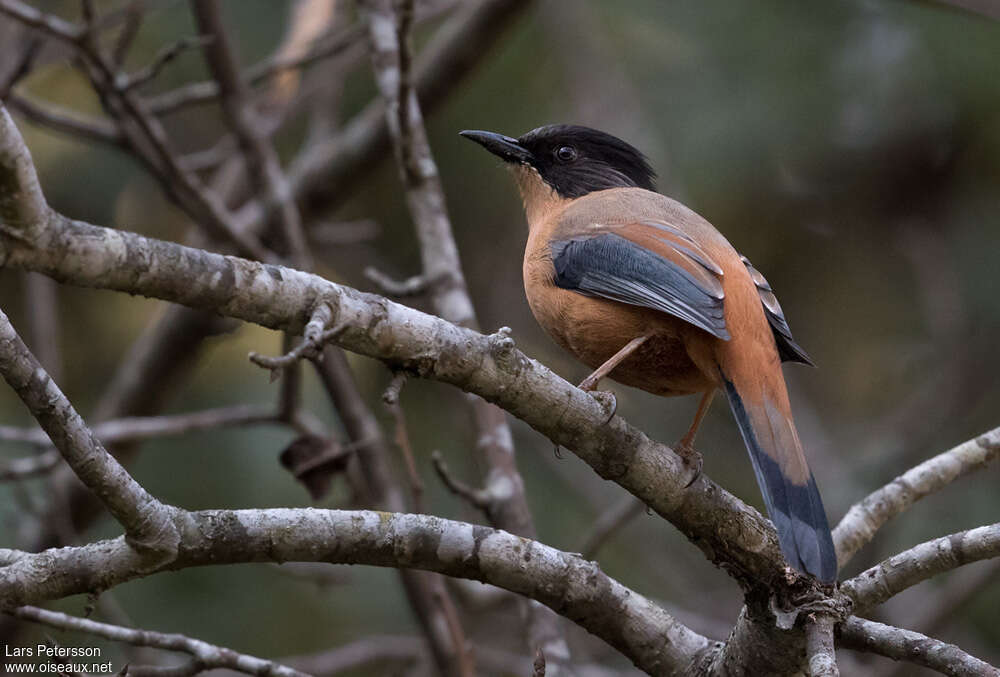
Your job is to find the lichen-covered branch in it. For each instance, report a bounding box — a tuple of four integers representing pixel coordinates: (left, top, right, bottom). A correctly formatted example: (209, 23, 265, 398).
(0, 509, 712, 675)
(834, 426, 1000, 567)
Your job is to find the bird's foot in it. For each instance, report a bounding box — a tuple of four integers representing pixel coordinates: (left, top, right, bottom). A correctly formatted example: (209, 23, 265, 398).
(578, 372, 602, 392)
(673, 440, 703, 488)
(585, 390, 618, 424)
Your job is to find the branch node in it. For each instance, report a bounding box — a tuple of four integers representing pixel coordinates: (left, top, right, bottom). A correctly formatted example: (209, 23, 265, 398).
(249, 305, 342, 371)
(488, 326, 516, 362)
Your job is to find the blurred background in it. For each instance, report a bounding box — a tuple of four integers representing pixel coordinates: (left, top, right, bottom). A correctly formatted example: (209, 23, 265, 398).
(1, 0, 998, 674)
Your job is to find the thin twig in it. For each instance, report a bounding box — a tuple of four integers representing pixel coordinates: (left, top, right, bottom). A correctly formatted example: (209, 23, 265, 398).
(110, 0, 145, 66)
(0, 34, 40, 100)
(11, 606, 310, 677)
(0, 0, 84, 42)
(431, 450, 490, 511)
(7, 93, 123, 145)
(365, 266, 438, 297)
(191, 0, 311, 269)
(248, 302, 336, 372)
(118, 35, 214, 91)
(578, 494, 647, 559)
(281, 635, 425, 674)
(22, 272, 61, 384)
(147, 22, 366, 116)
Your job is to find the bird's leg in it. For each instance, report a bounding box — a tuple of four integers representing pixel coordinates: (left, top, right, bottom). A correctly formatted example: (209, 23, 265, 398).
(577, 334, 652, 423)
(578, 334, 651, 392)
(675, 390, 715, 487)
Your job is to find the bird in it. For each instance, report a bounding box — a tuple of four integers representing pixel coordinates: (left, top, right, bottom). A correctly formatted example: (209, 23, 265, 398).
(460, 124, 837, 583)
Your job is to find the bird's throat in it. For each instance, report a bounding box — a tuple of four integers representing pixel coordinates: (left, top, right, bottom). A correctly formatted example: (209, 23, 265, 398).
(512, 165, 569, 231)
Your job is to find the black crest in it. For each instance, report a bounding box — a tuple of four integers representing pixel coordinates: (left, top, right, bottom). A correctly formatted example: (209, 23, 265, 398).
(517, 124, 656, 198)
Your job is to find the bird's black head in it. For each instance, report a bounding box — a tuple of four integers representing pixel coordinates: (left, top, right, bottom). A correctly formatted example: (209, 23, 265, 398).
(460, 124, 656, 199)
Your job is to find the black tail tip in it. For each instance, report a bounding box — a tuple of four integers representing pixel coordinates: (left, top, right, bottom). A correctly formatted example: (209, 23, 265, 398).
(779, 474, 837, 583)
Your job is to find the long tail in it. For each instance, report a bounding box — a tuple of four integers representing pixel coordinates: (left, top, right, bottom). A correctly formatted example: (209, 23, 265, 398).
(720, 371, 837, 582)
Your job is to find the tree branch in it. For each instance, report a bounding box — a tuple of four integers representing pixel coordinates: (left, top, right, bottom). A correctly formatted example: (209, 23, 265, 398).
(0, 302, 178, 560)
(311, 346, 475, 677)
(10, 606, 309, 677)
(360, 0, 573, 667)
(191, 0, 311, 269)
(0, 404, 279, 480)
(805, 614, 839, 676)
(834, 426, 1000, 567)
(6, 94, 123, 146)
(842, 522, 1000, 613)
(0, 509, 712, 676)
(837, 617, 999, 677)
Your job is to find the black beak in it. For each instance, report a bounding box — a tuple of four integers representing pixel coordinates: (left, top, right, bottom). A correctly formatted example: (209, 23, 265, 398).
(460, 130, 533, 164)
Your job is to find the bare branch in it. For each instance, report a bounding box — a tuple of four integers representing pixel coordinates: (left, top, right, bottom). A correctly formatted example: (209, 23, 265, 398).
(282, 635, 424, 674)
(0, 509, 712, 675)
(109, 0, 145, 66)
(364, 266, 437, 297)
(0, 404, 279, 480)
(360, 0, 575, 668)
(578, 494, 647, 559)
(6, 93, 123, 145)
(248, 304, 339, 371)
(834, 426, 1000, 567)
(270, 0, 533, 233)
(843, 522, 1000, 613)
(837, 616, 999, 677)
(431, 450, 491, 511)
(147, 22, 365, 116)
(312, 347, 474, 677)
(11, 606, 309, 677)
(117, 35, 213, 92)
(22, 271, 61, 383)
(0, 303, 178, 559)
(805, 614, 839, 676)
(0, 34, 40, 100)
(0, 0, 84, 43)
(191, 0, 311, 269)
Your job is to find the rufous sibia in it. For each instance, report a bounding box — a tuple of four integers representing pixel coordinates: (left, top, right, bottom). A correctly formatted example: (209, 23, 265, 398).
(462, 124, 836, 582)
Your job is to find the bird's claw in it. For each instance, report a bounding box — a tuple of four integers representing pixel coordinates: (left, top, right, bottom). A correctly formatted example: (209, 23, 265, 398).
(674, 441, 703, 488)
(587, 390, 618, 424)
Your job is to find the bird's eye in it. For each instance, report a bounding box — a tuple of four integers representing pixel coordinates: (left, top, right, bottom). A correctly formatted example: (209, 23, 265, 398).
(555, 146, 577, 163)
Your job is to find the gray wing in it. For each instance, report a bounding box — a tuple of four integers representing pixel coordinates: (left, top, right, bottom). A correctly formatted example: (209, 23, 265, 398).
(740, 255, 814, 366)
(551, 232, 729, 339)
